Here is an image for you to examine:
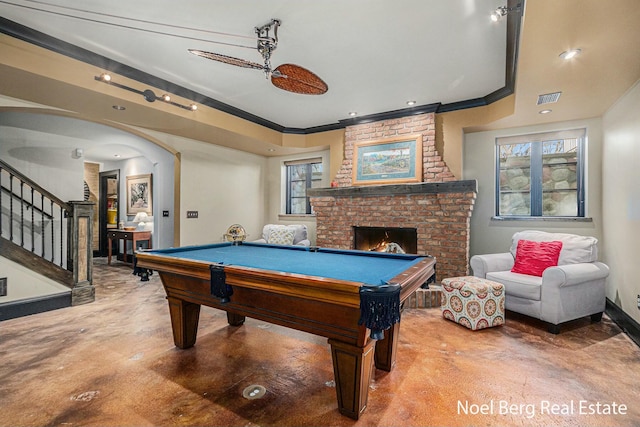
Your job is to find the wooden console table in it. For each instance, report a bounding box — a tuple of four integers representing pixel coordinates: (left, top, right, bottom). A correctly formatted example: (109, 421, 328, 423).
(107, 230, 152, 266)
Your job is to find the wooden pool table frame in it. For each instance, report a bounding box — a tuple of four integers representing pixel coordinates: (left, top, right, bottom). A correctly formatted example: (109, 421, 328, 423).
(135, 248, 435, 419)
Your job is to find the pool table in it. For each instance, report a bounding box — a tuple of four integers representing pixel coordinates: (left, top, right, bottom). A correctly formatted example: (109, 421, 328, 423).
(134, 242, 435, 419)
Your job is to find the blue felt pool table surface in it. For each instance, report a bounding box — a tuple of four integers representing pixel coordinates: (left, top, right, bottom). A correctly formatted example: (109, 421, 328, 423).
(143, 242, 426, 286)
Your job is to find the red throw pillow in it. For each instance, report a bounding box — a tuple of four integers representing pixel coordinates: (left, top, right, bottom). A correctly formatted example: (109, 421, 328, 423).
(511, 239, 563, 277)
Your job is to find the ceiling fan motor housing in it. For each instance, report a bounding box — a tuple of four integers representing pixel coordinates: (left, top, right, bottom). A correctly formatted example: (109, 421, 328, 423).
(256, 19, 280, 73)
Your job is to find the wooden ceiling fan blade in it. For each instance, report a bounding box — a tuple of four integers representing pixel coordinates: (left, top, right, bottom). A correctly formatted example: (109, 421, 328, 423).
(188, 49, 265, 70)
(271, 64, 328, 95)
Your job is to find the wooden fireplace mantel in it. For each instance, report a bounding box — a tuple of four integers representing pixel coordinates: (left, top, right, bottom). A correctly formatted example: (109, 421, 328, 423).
(308, 180, 477, 198)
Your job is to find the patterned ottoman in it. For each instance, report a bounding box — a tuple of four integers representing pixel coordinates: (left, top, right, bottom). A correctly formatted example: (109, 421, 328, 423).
(441, 276, 505, 330)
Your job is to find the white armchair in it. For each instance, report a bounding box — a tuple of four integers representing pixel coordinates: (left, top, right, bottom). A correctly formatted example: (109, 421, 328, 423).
(470, 230, 609, 334)
(251, 224, 311, 247)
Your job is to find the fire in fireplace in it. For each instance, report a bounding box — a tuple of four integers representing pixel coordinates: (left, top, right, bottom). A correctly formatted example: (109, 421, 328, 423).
(353, 226, 418, 254)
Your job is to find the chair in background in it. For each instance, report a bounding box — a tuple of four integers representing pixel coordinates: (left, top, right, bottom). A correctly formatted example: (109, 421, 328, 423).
(252, 224, 311, 247)
(470, 230, 609, 334)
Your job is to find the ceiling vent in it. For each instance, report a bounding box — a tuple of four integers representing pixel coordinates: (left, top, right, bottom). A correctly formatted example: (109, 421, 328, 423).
(537, 92, 562, 105)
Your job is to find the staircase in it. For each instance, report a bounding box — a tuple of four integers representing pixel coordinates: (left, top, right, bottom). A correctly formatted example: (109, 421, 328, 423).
(0, 159, 95, 320)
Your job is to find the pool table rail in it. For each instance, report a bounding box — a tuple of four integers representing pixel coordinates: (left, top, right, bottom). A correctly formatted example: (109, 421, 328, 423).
(136, 252, 365, 308)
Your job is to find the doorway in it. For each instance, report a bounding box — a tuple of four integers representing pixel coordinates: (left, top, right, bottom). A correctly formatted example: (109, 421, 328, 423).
(98, 170, 120, 257)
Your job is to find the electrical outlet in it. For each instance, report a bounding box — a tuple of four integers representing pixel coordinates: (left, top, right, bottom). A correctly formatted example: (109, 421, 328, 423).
(163, 210, 170, 217)
(186, 210, 198, 219)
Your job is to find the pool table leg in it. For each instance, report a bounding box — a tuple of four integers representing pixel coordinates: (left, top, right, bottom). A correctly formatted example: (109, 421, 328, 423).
(374, 322, 400, 371)
(226, 312, 246, 326)
(328, 338, 376, 420)
(167, 297, 200, 349)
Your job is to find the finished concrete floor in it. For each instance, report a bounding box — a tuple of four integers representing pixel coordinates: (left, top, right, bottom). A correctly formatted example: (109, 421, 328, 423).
(1, 258, 639, 427)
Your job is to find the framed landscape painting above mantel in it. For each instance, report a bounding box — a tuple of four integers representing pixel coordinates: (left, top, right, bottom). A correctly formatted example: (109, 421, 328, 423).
(126, 173, 152, 215)
(352, 135, 423, 185)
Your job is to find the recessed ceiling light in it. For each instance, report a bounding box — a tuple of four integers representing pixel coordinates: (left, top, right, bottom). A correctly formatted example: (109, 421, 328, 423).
(114, 154, 121, 158)
(349, 111, 357, 117)
(267, 148, 276, 152)
(559, 49, 581, 60)
(406, 100, 416, 106)
(161, 94, 171, 102)
(112, 105, 126, 111)
(539, 109, 553, 114)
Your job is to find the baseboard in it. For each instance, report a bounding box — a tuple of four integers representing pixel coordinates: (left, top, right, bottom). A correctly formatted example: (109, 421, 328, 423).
(606, 298, 640, 348)
(0, 292, 72, 321)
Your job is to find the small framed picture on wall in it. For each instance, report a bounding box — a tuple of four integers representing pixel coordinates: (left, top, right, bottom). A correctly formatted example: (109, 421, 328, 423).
(126, 173, 152, 215)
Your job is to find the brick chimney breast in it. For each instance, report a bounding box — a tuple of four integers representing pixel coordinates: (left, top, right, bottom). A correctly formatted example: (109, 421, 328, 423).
(309, 112, 476, 282)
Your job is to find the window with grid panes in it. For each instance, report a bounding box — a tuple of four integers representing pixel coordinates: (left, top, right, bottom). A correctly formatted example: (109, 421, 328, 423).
(496, 129, 586, 217)
(285, 159, 322, 214)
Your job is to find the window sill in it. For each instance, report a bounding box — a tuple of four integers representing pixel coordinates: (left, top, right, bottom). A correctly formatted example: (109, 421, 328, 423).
(491, 216, 593, 222)
(278, 214, 316, 221)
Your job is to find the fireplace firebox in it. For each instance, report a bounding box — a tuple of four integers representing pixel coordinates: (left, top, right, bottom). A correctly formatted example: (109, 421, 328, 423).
(353, 226, 417, 254)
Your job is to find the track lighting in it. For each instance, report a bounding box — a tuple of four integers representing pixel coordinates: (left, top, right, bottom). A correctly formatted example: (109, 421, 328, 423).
(94, 74, 197, 111)
(143, 89, 157, 102)
(490, 6, 507, 22)
(490, 4, 521, 22)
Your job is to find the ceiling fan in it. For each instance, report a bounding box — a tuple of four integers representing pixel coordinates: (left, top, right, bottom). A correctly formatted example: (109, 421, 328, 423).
(188, 19, 328, 95)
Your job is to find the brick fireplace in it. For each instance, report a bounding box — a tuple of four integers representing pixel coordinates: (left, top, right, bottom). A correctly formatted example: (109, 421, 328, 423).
(308, 113, 477, 283)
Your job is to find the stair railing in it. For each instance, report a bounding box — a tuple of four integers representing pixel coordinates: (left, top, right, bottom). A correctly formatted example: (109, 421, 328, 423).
(0, 159, 94, 304)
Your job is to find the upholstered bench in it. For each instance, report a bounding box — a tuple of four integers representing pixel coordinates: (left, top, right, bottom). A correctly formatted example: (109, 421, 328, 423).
(441, 276, 505, 330)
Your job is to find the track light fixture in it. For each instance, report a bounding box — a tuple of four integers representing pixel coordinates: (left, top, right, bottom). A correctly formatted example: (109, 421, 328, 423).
(94, 74, 197, 111)
(490, 6, 507, 22)
(490, 4, 521, 22)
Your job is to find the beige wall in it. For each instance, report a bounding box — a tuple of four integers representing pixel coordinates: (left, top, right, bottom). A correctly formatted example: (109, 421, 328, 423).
(160, 136, 268, 247)
(296, 129, 345, 183)
(602, 79, 640, 325)
(463, 118, 604, 257)
(436, 95, 516, 179)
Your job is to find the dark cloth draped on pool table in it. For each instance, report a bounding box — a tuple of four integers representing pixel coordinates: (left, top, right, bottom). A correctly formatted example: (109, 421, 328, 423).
(358, 283, 401, 340)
